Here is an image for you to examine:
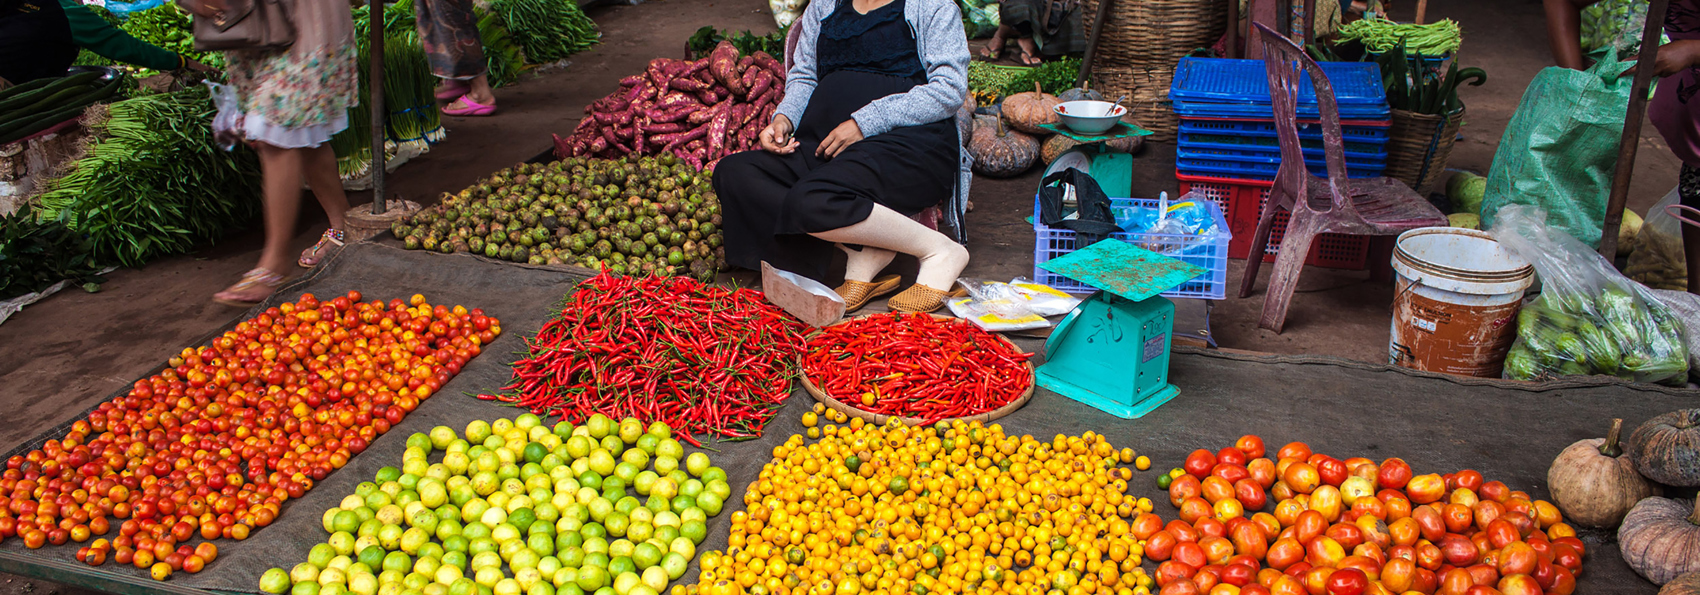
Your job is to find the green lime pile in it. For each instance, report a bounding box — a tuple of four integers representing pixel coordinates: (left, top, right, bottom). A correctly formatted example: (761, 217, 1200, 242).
(259, 413, 731, 595)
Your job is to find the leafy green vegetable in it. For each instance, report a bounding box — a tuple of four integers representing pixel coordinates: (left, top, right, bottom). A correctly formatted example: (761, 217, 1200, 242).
(491, 0, 599, 64)
(1337, 17, 1461, 55)
(115, 4, 226, 74)
(1000, 56, 1081, 97)
(1374, 41, 1484, 115)
(686, 26, 786, 58)
(34, 87, 261, 267)
(0, 211, 104, 301)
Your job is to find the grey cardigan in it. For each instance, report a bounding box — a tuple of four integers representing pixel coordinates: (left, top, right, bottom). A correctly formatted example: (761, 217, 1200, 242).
(776, 0, 974, 243)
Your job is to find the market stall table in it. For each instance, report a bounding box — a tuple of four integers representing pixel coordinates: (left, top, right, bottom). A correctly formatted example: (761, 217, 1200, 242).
(2, 241, 1693, 595)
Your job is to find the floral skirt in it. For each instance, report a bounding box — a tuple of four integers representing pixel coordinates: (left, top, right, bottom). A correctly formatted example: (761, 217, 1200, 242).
(226, 0, 358, 148)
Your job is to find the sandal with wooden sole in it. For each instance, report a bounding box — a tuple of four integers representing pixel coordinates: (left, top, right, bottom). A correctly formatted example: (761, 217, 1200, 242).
(887, 283, 968, 314)
(213, 268, 287, 307)
(835, 274, 902, 313)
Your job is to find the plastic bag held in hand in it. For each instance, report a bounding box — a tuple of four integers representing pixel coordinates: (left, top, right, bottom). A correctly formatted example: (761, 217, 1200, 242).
(204, 81, 243, 151)
(1491, 205, 1690, 384)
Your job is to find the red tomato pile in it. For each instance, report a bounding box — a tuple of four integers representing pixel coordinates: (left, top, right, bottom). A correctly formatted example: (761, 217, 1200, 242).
(0, 292, 498, 580)
(1142, 436, 1583, 595)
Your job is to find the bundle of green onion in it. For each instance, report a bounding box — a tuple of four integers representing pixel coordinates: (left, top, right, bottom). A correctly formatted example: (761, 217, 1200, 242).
(478, 8, 527, 88)
(1337, 18, 1462, 56)
(491, 0, 599, 64)
(35, 87, 261, 267)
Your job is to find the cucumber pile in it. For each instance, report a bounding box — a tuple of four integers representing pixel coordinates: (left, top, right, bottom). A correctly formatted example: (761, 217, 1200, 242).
(0, 71, 126, 146)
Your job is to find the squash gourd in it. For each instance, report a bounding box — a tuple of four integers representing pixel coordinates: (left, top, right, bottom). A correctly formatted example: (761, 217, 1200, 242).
(968, 116, 1039, 178)
(1548, 418, 1660, 528)
(1002, 82, 1060, 135)
(1620, 497, 1700, 585)
(1627, 409, 1700, 487)
(1041, 135, 1083, 164)
(1057, 82, 1104, 103)
(1665, 572, 1700, 595)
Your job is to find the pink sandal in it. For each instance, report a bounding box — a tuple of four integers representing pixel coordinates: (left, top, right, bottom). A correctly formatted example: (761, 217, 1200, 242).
(442, 95, 496, 117)
(435, 80, 470, 101)
(213, 268, 287, 306)
(299, 228, 345, 268)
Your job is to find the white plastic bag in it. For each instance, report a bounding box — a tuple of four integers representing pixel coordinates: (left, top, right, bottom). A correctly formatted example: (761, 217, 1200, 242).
(946, 278, 1083, 332)
(1626, 187, 1685, 291)
(1492, 205, 1689, 384)
(204, 80, 243, 151)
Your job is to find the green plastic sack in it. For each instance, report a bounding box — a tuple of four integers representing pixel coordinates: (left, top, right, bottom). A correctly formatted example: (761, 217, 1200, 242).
(1481, 55, 1633, 249)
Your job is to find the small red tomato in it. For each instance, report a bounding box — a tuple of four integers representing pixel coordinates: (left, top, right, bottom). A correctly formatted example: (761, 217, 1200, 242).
(1235, 435, 1266, 459)
(1217, 447, 1248, 467)
(1185, 449, 1218, 478)
(1324, 568, 1367, 595)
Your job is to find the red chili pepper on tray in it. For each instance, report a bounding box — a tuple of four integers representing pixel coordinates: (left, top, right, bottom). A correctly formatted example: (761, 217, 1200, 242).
(478, 271, 808, 445)
(802, 312, 1033, 424)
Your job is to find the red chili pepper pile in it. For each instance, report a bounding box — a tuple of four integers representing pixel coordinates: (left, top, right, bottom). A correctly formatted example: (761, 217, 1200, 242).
(480, 272, 806, 445)
(803, 312, 1035, 424)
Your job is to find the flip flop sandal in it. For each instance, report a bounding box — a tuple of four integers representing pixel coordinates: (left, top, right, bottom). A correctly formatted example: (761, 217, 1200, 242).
(887, 283, 968, 314)
(435, 80, 470, 101)
(213, 268, 287, 307)
(835, 274, 902, 313)
(299, 228, 346, 268)
(443, 95, 496, 117)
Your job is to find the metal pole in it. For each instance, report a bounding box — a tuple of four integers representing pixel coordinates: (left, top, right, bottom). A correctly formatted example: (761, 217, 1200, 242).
(1598, 0, 1669, 258)
(1077, 0, 1113, 88)
(1227, 0, 1239, 59)
(369, 0, 387, 215)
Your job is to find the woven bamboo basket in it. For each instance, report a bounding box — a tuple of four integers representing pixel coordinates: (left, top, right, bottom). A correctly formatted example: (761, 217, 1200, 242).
(798, 314, 1036, 427)
(1081, 0, 1227, 70)
(1092, 66, 1178, 142)
(1384, 107, 1465, 196)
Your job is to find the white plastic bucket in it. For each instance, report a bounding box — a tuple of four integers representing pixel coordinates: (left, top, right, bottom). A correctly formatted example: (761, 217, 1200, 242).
(1388, 227, 1534, 377)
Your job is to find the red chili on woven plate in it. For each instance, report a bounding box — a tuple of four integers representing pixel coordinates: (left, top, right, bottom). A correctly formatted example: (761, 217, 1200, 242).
(800, 312, 1035, 425)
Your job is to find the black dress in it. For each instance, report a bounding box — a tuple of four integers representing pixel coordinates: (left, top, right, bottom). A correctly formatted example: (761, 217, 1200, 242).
(713, 0, 960, 282)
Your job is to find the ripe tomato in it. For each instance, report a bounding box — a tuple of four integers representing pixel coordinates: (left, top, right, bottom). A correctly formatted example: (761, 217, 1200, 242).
(1324, 568, 1367, 595)
(1185, 449, 1218, 479)
(1235, 435, 1266, 459)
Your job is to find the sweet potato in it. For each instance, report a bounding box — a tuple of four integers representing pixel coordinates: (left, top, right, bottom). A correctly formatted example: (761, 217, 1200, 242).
(669, 77, 709, 93)
(620, 75, 645, 88)
(687, 104, 717, 125)
(708, 41, 744, 95)
(594, 110, 633, 126)
(641, 121, 687, 134)
(655, 122, 708, 150)
(705, 101, 733, 158)
(552, 133, 574, 159)
(651, 92, 700, 111)
(589, 135, 608, 153)
(746, 71, 776, 103)
(650, 105, 698, 123)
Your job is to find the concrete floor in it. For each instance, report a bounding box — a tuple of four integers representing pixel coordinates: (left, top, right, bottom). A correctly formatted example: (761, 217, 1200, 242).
(0, 0, 1686, 592)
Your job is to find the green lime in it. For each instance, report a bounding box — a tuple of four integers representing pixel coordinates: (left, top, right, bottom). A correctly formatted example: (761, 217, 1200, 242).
(680, 520, 706, 545)
(631, 543, 662, 570)
(606, 556, 635, 577)
(668, 495, 695, 513)
(553, 422, 575, 439)
(584, 415, 614, 440)
(634, 435, 660, 456)
(523, 443, 548, 465)
(644, 422, 670, 440)
(575, 565, 608, 593)
(516, 413, 542, 429)
(260, 568, 292, 593)
(376, 467, 403, 483)
(291, 582, 322, 595)
(581, 552, 610, 571)
(559, 547, 585, 569)
(382, 552, 412, 574)
(406, 433, 433, 451)
(701, 467, 727, 485)
(333, 510, 362, 533)
(509, 508, 537, 532)
(358, 545, 386, 568)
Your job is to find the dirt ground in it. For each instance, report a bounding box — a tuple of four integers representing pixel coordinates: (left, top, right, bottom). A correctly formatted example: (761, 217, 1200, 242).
(0, 0, 1687, 593)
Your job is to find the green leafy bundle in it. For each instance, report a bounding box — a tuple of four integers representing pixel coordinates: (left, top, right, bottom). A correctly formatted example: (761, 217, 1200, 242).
(0, 212, 104, 301)
(477, 8, 527, 88)
(1337, 17, 1461, 56)
(686, 26, 786, 58)
(1375, 41, 1485, 115)
(491, 0, 599, 64)
(1000, 56, 1080, 97)
(116, 4, 226, 73)
(35, 87, 261, 267)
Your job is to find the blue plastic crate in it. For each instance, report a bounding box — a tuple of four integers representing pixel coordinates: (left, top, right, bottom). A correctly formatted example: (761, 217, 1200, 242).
(1176, 156, 1385, 180)
(1176, 138, 1389, 164)
(1031, 196, 1231, 299)
(1170, 57, 1388, 106)
(1171, 100, 1391, 120)
(1179, 118, 1391, 142)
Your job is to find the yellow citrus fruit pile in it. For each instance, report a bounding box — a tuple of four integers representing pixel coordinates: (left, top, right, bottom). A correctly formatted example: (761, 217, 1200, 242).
(679, 413, 1160, 595)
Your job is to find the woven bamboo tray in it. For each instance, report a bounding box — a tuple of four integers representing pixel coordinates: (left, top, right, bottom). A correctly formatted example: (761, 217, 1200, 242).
(798, 314, 1037, 427)
(1081, 0, 1226, 70)
(1385, 107, 1465, 196)
(1092, 65, 1178, 142)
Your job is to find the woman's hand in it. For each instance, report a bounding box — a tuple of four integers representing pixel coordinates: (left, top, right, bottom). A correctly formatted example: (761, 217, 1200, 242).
(816, 119, 863, 159)
(760, 115, 799, 154)
(1623, 40, 1700, 79)
(183, 58, 217, 73)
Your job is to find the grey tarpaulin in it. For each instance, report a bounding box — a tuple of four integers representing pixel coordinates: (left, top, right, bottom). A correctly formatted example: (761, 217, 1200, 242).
(3, 240, 1696, 594)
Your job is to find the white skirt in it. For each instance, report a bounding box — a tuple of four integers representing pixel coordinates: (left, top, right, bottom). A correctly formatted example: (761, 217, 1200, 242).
(242, 110, 350, 149)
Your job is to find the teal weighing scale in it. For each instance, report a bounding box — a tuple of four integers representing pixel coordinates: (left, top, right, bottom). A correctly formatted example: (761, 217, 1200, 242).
(1036, 239, 1205, 419)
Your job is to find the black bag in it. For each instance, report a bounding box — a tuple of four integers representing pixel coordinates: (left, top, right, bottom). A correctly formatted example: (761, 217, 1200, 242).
(1038, 168, 1121, 246)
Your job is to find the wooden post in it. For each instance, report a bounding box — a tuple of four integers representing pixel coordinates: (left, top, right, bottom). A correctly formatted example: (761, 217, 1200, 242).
(1077, 0, 1113, 87)
(369, 0, 387, 215)
(1414, 0, 1427, 24)
(1227, 0, 1239, 58)
(1598, 0, 1670, 258)
(1302, 0, 1314, 43)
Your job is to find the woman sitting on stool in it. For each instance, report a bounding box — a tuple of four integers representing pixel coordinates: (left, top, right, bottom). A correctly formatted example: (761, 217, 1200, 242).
(713, 0, 972, 313)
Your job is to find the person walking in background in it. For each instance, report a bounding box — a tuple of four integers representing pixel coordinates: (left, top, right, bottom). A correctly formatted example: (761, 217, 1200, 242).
(979, 0, 1084, 65)
(188, 0, 358, 305)
(417, 0, 497, 116)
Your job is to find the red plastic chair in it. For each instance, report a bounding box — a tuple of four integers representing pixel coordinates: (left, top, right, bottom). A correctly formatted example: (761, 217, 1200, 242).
(1237, 23, 1447, 333)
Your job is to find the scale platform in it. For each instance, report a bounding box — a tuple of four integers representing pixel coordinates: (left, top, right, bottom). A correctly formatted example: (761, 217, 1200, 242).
(1036, 240, 1206, 419)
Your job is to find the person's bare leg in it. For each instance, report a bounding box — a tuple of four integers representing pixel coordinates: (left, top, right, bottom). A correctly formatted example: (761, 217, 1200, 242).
(466, 74, 495, 105)
(303, 144, 350, 230)
(216, 143, 301, 302)
(1015, 36, 1043, 65)
(811, 204, 968, 291)
(981, 24, 1013, 59)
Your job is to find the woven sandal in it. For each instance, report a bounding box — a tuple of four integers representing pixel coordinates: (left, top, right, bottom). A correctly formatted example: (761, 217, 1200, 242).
(213, 268, 287, 306)
(299, 228, 346, 268)
(887, 283, 967, 314)
(835, 274, 902, 313)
